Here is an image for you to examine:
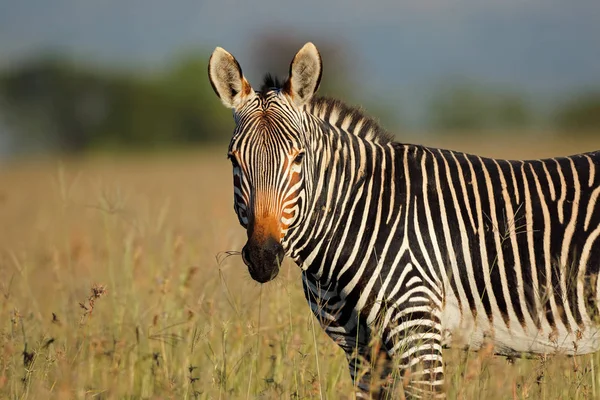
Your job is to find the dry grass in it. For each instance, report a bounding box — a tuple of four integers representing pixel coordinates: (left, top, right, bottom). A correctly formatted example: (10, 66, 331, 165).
(0, 135, 599, 399)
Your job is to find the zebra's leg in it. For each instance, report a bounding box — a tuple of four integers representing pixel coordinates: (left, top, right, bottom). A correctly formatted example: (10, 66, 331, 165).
(381, 309, 445, 399)
(301, 277, 387, 398)
(325, 321, 398, 399)
(333, 324, 374, 397)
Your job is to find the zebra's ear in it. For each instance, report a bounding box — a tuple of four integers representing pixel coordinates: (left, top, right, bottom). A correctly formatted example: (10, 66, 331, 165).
(208, 47, 255, 109)
(284, 42, 322, 107)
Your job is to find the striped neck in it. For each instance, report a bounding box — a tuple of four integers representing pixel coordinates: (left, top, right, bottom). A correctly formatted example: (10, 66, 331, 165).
(284, 108, 395, 283)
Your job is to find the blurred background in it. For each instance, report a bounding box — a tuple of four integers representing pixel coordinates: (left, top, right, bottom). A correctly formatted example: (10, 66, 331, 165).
(0, 3, 599, 398)
(1, 0, 599, 159)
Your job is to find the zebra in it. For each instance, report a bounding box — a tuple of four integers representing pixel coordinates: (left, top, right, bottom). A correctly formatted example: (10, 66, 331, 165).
(208, 42, 600, 398)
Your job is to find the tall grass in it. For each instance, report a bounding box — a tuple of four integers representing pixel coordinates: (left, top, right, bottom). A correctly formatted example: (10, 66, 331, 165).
(1, 136, 599, 399)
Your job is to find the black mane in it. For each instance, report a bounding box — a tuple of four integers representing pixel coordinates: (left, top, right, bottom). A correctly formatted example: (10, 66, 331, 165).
(260, 73, 285, 94)
(259, 74, 394, 144)
(309, 96, 395, 144)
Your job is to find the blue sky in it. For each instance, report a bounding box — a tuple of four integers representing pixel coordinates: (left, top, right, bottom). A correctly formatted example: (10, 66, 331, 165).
(1, 0, 599, 127)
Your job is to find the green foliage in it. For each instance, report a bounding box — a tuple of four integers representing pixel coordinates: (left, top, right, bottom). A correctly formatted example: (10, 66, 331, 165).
(555, 92, 600, 132)
(428, 81, 532, 131)
(0, 55, 234, 153)
(495, 93, 532, 129)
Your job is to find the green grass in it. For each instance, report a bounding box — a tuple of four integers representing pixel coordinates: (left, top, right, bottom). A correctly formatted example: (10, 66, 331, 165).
(1, 136, 600, 399)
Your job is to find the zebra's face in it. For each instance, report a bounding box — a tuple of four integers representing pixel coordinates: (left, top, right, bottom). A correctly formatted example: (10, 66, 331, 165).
(229, 103, 308, 282)
(209, 42, 322, 283)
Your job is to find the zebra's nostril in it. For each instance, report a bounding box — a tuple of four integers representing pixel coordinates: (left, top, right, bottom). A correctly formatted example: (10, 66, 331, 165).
(241, 246, 251, 267)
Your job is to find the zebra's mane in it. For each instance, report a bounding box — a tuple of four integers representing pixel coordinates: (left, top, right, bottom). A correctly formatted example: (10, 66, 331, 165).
(260, 74, 285, 95)
(260, 74, 395, 144)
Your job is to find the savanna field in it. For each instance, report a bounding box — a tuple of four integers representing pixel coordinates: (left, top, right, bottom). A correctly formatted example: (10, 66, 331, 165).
(1, 134, 600, 400)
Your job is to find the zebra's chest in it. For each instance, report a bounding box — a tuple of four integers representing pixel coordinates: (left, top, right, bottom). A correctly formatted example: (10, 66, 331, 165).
(441, 289, 600, 356)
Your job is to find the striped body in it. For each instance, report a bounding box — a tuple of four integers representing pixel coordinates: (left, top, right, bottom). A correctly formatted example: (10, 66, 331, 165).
(291, 119, 600, 396)
(208, 43, 600, 398)
(294, 140, 600, 355)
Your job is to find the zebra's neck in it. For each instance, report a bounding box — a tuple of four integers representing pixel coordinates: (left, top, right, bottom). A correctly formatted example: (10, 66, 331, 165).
(284, 108, 402, 288)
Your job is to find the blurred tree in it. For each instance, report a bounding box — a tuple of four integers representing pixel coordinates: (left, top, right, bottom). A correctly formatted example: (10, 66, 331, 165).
(428, 81, 532, 132)
(0, 108, 14, 158)
(494, 93, 532, 129)
(0, 58, 108, 152)
(161, 54, 233, 143)
(429, 83, 491, 130)
(554, 92, 600, 132)
(0, 54, 234, 154)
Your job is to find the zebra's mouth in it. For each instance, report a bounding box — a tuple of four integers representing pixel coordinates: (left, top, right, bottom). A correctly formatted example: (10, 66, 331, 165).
(247, 263, 280, 283)
(241, 237, 283, 283)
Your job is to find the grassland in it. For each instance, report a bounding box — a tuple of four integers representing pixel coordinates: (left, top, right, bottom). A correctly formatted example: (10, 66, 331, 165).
(1, 134, 600, 399)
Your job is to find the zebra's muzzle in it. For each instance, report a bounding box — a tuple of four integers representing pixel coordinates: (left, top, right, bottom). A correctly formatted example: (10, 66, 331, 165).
(241, 235, 284, 283)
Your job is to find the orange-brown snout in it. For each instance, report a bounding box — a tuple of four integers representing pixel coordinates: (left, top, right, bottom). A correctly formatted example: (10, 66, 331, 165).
(241, 215, 284, 283)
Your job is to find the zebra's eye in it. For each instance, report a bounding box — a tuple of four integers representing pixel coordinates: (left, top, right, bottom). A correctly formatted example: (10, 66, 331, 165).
(293, 151, 305, 166)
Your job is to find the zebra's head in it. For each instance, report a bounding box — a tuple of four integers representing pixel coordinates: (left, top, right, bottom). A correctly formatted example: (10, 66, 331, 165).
(208, 43, 322, 283)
